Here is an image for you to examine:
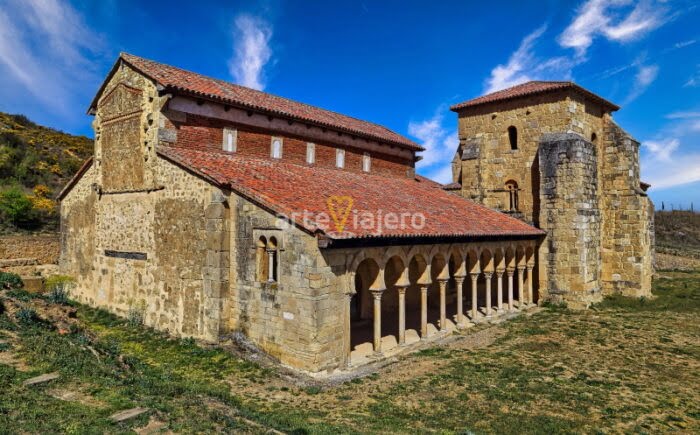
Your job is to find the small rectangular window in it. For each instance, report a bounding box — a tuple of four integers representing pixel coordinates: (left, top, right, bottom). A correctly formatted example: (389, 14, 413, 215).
(362, 152, 371, 172)
(222, 128, 237, 152)
(306, 142, 315, 164)
(271, 137, 283, 159)
(336, 148, 345, 168)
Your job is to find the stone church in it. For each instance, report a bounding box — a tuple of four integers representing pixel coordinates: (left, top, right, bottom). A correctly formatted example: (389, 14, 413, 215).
(59, 54, 653, 374)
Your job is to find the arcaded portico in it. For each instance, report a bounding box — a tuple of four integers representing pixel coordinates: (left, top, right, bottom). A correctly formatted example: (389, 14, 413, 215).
(334, 241, 537, 366)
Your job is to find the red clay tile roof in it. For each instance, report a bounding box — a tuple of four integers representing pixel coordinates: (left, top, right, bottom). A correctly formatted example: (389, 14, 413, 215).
(89, 53, 422, 151)
(450, 81, 619, 112)
(157, 146, 544, 241)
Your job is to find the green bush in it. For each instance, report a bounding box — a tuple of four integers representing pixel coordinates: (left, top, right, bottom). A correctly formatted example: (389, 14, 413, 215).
(45, 275, 74, 305)
(0, 187, 37, 228)
(0, 272, 23, 290)
(15, 307, 39, 325)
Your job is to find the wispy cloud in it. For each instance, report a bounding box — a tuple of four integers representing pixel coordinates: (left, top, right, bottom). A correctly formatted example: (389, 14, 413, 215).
(558, 0, 669, 57)
(485, 25, 577, 93)
(228, 14, 273, 91)
(684, 64, 700, 87)
(641, 115, 700, 189)
(643, 138, 678, 161)
(0, 0, 103, 112)
(624, 62, 659, 103)
(408, 110, 458, 183)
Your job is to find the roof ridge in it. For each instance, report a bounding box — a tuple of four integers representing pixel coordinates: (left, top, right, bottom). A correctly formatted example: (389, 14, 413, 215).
(118, 53, 418, 149)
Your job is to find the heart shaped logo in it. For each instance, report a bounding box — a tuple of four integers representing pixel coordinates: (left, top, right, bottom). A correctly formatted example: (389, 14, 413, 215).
(327, 195, 354, 233)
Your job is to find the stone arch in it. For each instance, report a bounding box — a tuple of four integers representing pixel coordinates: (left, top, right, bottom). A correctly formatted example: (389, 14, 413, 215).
(408, 253, 430, 285)
(430, 252, 449, 280)
(516, 245, 526, 267)
(505, 246, 516, 270)
(382, 246, 408, 268)
(256, 236, 268, 282)
(493, 247, 505, 272)
(480, 249, 494, 273)
(384, 255, 409, 288)
(525, 245, 535, 266)
(467, 248, 480, 274)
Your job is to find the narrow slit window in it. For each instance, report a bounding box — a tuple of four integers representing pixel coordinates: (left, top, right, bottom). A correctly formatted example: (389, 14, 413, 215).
(508, 126, 518, 150)
(223, 128, 237, 152)
(306, 142, 315, 164)
(362, 152, 371, 172)
(336, 148, 345, 168)
(271, 137, 283, 159)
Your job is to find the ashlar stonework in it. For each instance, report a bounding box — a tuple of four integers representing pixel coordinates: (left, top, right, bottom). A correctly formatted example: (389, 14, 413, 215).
(59, 55, 653, 375)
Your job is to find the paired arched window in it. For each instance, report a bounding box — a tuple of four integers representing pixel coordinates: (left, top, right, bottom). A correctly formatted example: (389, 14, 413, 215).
(508, 126, 518, 150)
(505, 180, 519, 212)
(256, 236, 279, 283)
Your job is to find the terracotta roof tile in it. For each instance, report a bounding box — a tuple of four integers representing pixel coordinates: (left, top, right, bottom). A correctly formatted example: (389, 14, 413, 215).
(93, 53, 422, 151)
(157, 146, 544, 241)
(450, 81, 619, 112)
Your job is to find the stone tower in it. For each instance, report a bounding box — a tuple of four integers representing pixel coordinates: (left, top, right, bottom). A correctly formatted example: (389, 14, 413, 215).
(449, 81, 654, 308)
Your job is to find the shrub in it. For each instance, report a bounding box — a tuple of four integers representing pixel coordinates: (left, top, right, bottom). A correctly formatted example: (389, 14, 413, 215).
(0, 187, 37, 228)
(15, 307, 39, 325)
(45, 275, 74, 305)
(127, 299, 147, 326)
(0, 272, 23, 290)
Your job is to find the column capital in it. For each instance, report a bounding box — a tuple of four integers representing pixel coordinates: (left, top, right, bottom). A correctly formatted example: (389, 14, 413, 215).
(495, 269, 505, 277)
(482, 271, 493, 279)
(516, 265, 526, 271)
(469, 272, 480, 280)
(369, 288, 385, 299)
(396, 285, 408, 295)
(526, 264, 534, 271)
(506, 268, 515, 277)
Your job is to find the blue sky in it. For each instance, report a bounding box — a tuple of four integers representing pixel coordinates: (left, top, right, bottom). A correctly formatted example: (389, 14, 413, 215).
(1, 0, 699, 209)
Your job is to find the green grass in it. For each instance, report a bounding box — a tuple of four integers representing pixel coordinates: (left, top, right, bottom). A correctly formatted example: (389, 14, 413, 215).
(0, 270, 698, 433)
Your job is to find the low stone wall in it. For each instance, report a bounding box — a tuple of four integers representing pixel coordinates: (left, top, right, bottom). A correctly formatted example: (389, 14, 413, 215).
(0, 234, 61, 265)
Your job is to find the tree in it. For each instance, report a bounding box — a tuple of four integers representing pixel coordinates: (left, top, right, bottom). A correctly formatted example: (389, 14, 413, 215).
(0, 187, 36, 227)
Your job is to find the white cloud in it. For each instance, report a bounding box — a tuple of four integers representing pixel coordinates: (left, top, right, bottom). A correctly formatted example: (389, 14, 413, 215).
(485, 25, 577, 93)
(624, 63, 658, 103)
(666, 111, 700, 119)
(643, 138, 678, 161)
(684, 65, 700, 87)
(558, 0, 669, 57)
(228, 14, 273, 91)
(0, 0, 103, 110)
(641, 117, 700, 190)
(408, 110, 458, 184)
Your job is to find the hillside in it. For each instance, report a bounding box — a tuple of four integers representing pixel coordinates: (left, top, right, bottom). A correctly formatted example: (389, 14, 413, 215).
(655, 210, 700, 258)
(0, 113, 92, 232)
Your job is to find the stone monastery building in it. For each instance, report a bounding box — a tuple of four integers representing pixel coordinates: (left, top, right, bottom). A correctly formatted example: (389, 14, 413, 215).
(59, 54, 653, 374)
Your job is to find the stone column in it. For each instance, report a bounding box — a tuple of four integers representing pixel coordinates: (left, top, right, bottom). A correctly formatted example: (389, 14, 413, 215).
(517, 266, 526, 309)
(370, 289, 384, 352)
(266, 249, 275, 282)
(496, 270, 504, 311)
(397, 285, 407, 345)
(454, 276, 465, 325)
(344, 292, 353, 367)
(483, 272, 493, 316)
(420, 285, 428, 338)
(526, 265, 534, 306)
(438, 280, 447, 331)
(470, 273, 479, 320)
(507, 269, 514, 310)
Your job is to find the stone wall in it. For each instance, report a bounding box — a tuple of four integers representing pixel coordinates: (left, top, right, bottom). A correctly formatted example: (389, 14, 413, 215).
(455, 91, 605, 226)
(538, 133, 601, 308)
(599, 120, 653, 297)
(0, 234, 61, 265)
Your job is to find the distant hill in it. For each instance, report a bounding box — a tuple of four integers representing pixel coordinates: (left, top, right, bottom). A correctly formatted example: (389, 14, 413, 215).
(655, 210, 700, 258)
(0, 112, 93, 232)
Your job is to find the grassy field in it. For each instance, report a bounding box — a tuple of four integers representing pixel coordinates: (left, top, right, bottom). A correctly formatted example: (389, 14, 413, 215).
(0, 270, 698, 434)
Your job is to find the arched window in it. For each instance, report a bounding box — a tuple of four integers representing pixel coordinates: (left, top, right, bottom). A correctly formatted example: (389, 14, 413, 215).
(505, 180, 519, 211)
(266, 237, 278, 283)
(591, 132, 598, 143)
(508, 126, 518, 150)
(271, 137, 283, 159)
(256, 236, 268, 282)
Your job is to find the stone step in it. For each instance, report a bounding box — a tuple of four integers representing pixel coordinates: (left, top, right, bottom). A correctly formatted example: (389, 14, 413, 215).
(23, 372, 60, 386)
